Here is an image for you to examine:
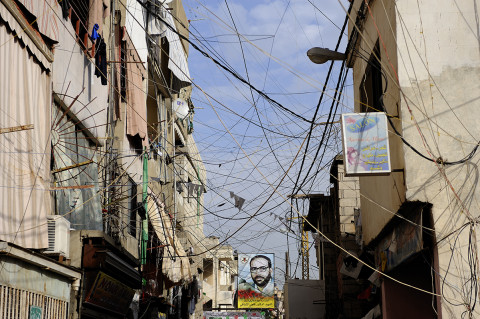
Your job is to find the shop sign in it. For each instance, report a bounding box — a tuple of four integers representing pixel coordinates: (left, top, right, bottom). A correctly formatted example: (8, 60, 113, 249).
(29, 306, 42, 319)
(203, 311, 265, 319)
(84, 271, 135, 315)
(237, 254, 275, 309)
(341, 112, 391, 175)
(375, 212, 423, 272)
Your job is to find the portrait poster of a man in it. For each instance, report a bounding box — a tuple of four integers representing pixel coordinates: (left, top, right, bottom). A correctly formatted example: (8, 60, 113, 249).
(237, 254, 275, 309)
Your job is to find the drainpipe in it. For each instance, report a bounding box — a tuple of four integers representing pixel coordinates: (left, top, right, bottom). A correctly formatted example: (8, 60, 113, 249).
(71, 277, 81, 319)
(214, 258, 218, 308)
(196, 165, 201, 227)
(172, 106, 177, 259)
(141, 150, 148, 266)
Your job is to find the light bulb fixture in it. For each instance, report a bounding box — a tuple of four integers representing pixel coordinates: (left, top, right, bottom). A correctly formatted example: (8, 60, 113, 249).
(307, 47, 346, 64)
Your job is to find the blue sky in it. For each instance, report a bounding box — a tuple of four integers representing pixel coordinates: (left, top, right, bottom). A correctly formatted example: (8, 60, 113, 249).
(181, 0, 352, 285)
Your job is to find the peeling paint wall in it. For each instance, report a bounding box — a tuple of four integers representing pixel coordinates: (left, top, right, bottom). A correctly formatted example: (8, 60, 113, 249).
(52, 3, 108, 142)
(352, 0, 480, 317)
(397, 1, 480, 317)
(284, 279, 325, 319)
(0, 256, 71, 301)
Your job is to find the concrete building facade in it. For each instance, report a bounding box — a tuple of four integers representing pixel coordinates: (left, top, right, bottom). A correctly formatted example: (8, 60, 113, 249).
(347, 0, 480, 317)
(0, 1, 221, 318)
(299, 157, 365, 319)
(202, 237, 236, 311)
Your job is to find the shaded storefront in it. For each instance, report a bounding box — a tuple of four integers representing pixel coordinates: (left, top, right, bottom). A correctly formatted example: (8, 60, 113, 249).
(367, 201, 441, 319)
(0, 242, 81, 319)
(75, 233, 142, 319)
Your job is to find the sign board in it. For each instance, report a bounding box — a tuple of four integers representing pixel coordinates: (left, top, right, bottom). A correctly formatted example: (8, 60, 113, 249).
(203, 311, 265, 319)
(341, 112, 391, 175)
(237, 254, 275, 309)
(375, 211, 423, 272)
(29, 306, 42, 319)
(84, 271, 135, 315)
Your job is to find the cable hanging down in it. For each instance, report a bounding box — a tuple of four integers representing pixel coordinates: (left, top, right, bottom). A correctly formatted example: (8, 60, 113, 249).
(379, 95, 480, 166)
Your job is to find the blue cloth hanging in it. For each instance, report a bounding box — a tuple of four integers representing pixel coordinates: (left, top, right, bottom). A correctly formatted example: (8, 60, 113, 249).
(90, 23, 100, 40)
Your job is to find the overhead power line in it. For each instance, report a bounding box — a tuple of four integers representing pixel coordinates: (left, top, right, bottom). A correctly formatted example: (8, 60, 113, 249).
(136, 0, 315, 125)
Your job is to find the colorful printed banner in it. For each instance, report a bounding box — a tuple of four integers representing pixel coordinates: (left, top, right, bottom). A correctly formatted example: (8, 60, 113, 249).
(341, 113, 391, 175)
(375, 211, 423, 272)
(203, 311, 265, 319)
(237, 254, 275, 309)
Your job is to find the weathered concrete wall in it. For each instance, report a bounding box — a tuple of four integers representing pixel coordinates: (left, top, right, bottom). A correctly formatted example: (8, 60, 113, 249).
(202, 238, 235, 309)
(52, 4, 108, 141)
(110, 97, 142, 258)
(0, 255, 72, 301)
(284, 279, 325, 319)
(178, 132, 206, 241)
(169, 0, 190, 56)
(396, 1, 480, 317)
(336, 163, 360, 234)
(126, 0, 148, 71)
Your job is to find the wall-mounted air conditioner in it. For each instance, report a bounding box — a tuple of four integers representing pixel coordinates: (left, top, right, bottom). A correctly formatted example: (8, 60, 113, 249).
(45, 215, 70, 258)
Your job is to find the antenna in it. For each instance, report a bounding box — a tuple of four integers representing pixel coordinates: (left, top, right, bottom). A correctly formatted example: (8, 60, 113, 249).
(173, 98, 189, 120)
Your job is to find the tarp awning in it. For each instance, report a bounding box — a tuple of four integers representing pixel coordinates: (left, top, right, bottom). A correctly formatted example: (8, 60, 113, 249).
(164, 12, 191, 83)
(0, 4, 51, 248)
(17, 0, 60, 42)
(0, 2, 52, 69)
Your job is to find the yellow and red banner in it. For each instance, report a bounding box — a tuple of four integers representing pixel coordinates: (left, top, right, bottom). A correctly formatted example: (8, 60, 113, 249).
(237, 254, 275, 309)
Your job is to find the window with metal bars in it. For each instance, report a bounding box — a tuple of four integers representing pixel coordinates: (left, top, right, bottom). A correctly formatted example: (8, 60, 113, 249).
(360, 41, 383, 113)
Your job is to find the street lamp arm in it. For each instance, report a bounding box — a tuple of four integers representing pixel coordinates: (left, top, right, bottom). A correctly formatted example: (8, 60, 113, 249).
(307, 47, 346, 64)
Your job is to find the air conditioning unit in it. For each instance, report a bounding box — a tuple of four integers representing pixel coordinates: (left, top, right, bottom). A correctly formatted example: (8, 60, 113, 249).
(45, 215, 70, 258)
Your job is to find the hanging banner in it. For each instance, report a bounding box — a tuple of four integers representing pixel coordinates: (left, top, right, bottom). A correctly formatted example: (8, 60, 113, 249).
(84, 271, 135, 315)
(237, 254, 275, 309)
(341, 113, 391, 175)
(203, 311, 265, 319)
(375, 210, 423, 272)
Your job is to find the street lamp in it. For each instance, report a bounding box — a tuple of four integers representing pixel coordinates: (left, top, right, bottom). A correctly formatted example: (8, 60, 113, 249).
(307, 47, 346, 64)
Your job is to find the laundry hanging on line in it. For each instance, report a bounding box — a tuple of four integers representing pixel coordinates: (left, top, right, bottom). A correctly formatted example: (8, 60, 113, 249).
(94, 36, 107, 85)
(230, 191, 245, 211)
(186, 182, 204, 197)
(90, 24, 100, 41)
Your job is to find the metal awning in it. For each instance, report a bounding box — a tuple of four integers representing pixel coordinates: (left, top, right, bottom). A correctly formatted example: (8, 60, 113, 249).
(0, 1, 53, 68)
(104, 251, 142, 288)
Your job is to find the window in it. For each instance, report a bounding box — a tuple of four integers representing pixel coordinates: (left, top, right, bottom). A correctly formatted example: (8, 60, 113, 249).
(69, 1, 91, 55)
(360, 41, 383, 112)
(129, 178, 137, 237)
(174, 129, 185, 147)
(51, 100, 102, 230)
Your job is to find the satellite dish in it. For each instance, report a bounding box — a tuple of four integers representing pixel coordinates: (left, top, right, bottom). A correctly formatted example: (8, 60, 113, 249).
(173, 98, 189, 119)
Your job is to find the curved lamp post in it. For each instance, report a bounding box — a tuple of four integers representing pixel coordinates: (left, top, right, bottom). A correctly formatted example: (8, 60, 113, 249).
(307, 47, 346, 64)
